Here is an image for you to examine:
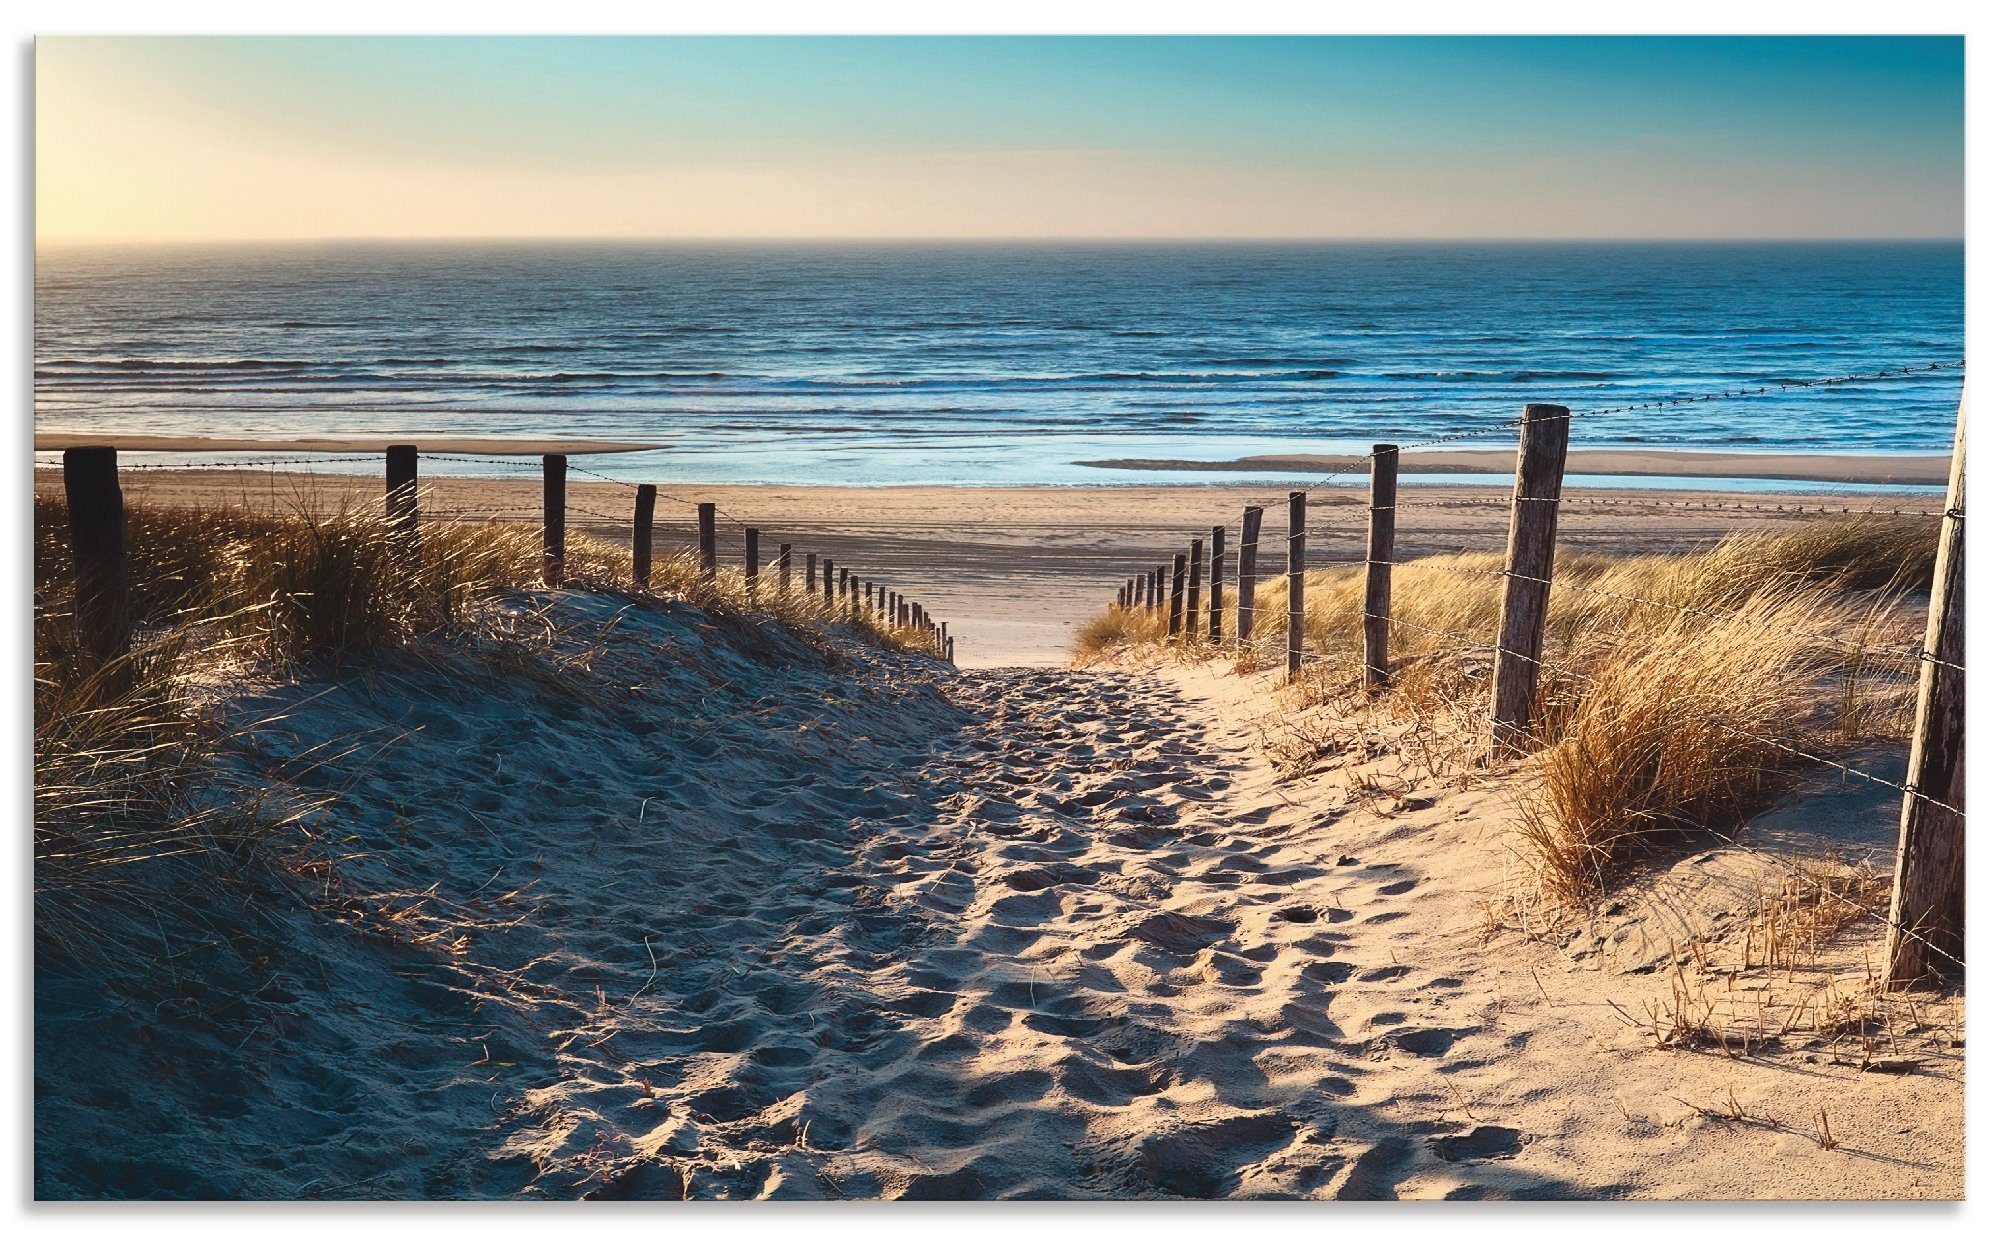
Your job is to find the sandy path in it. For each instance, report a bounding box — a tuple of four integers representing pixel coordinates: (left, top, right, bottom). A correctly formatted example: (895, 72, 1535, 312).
(522, 666, 1587, 1199)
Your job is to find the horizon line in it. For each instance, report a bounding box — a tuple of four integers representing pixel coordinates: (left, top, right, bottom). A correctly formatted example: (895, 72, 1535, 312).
(36, 233, 1969, 247)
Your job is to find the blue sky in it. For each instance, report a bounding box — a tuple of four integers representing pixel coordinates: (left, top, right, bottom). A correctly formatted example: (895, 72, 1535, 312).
(38, 36, 1965, 241)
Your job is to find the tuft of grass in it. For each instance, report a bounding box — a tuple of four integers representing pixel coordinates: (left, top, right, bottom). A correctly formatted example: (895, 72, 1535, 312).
(1517, 591, 1834, 904)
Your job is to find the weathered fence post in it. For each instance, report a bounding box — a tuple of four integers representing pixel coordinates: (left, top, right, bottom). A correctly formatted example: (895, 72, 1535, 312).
(541, 453, 567, 586)
(1364, 444, 1399, 690)
(1186, 537, 1204, 642)
(938, 621, 948, 656)
(824, 559, 835, 602)
(1884, 400, 1966, 986)
(946, 635, 955, 663)
(631, 483, 657, 588)
(1154, 566, 1167, 613)
(697, 502, 717, 577)
(385, 444, 419, 551)
(777, 542, 792, 593)
(1237, 505, 1263, 645)
(1169, 553, 1188, 635)
(62, 446, 132, 695)
(744, 527, 760, 601)
(1286, 491, 1305, 679)
(1208, 525, 1225, 644)
(1489, 404, 1570, 756)
(803, 552, 816, 599)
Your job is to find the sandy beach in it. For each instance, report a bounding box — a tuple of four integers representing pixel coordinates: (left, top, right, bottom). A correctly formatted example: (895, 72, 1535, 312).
(1077, 448, 1953, 487)
(42, 466, 1946, 668)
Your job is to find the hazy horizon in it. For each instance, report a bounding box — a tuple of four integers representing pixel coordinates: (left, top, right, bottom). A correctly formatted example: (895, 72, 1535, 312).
(37, 36, 1963, 244)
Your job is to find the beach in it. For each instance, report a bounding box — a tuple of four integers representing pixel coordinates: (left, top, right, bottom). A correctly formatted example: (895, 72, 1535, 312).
(36, 462, 1944, 667)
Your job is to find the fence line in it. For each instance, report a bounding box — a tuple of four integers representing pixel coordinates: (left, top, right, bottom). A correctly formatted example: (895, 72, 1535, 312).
(55, 445, 958, 667)
(1103, 371, 1965, 986)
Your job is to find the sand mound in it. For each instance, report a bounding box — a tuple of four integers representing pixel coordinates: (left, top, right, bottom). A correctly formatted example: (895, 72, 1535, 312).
(35, 612, 1961, 1199)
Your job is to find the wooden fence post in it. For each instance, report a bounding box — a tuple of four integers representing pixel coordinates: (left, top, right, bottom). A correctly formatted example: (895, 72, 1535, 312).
(1237, 505, 1263, 645)
(744, 527, 760, 601)
(1186, 537, 1204, 642)
(1286, 491, 1305, 679)
(938, 621, 948, 656)
(385, 444, 419, 550)
(946, 635, 955, 663)
(804, 552, 816, 600)
(825, 559, 836, 603)
(778, 542, 792, 593)
(1169, 553, 1188, 635)
(1884, 400, 1966, 986)
(632, 483, 657, 588)
(1364, 444, 1399, 690)
(697, 503, 717, 577)
(541, 453, 566, 586)
(1208, 524, 1225, 643)
(1489, 404, 1570, 756)
(62, 446, 132, 695)
(1155, 566, 1166, 612)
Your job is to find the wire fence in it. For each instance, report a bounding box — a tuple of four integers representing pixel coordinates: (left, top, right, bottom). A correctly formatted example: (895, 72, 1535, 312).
(1109, 359, 1965, 990)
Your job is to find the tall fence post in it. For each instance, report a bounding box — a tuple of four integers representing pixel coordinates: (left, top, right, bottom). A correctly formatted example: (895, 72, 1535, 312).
(1186, 537, 1204, 642)
(697, 503, 717, 577)
(1237, 505, 1263, 645)
(385, 444, 419, 553)
(1169, 553, 1188, 635)
(803, 551, 816, 600)
(62, 446, 132, 695)
(1286, 491, 1305, 679)
(1208, 524, 1225, 643)
(1884, 399, 1966, 986)
(1154, 566, 1166, 613)
(1363, 444, 1399, 690)
(631, 483, 657, 588)
(778, 542, 792, 593)
(744, 527, 760, 601)
(1489, 404, 1570, 756)
(825, 559, 836, 603)
(541, 453, 567, 586)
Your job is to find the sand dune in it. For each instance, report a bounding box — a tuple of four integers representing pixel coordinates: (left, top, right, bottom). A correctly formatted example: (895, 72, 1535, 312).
(35, 586, 1960, 1199)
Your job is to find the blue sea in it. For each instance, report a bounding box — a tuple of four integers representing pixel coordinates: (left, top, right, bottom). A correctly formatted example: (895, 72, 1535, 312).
(33, 241, 1963, 489)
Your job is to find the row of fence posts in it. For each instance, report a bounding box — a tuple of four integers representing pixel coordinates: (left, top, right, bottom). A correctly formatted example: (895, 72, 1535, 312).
(1110, 401, 1966, 988)
(59, 446, 957, 677)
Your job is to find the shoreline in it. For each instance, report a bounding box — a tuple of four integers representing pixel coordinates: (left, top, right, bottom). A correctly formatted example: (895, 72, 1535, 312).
(32, 434, 1950, 488)
(1076, 448, 1951, 487)
(31, 433, 659, 455)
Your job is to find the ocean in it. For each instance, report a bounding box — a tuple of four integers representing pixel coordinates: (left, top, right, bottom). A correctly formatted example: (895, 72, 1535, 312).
(34, 241, 1964, 488)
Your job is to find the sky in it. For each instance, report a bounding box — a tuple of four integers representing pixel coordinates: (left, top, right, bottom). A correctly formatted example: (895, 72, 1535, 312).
(35, 35, 1964, 243)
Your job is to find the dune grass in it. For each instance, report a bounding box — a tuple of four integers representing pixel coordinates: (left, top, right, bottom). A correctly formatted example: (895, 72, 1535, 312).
(34, 490, 942, 958)
(1076, 517, 1933, 904)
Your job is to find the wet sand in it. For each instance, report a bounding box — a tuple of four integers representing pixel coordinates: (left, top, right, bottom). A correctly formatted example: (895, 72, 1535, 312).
(38, 468, 1942, 669)
(33, 433, 658, 455)
(1078, 448, 1951, 487)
